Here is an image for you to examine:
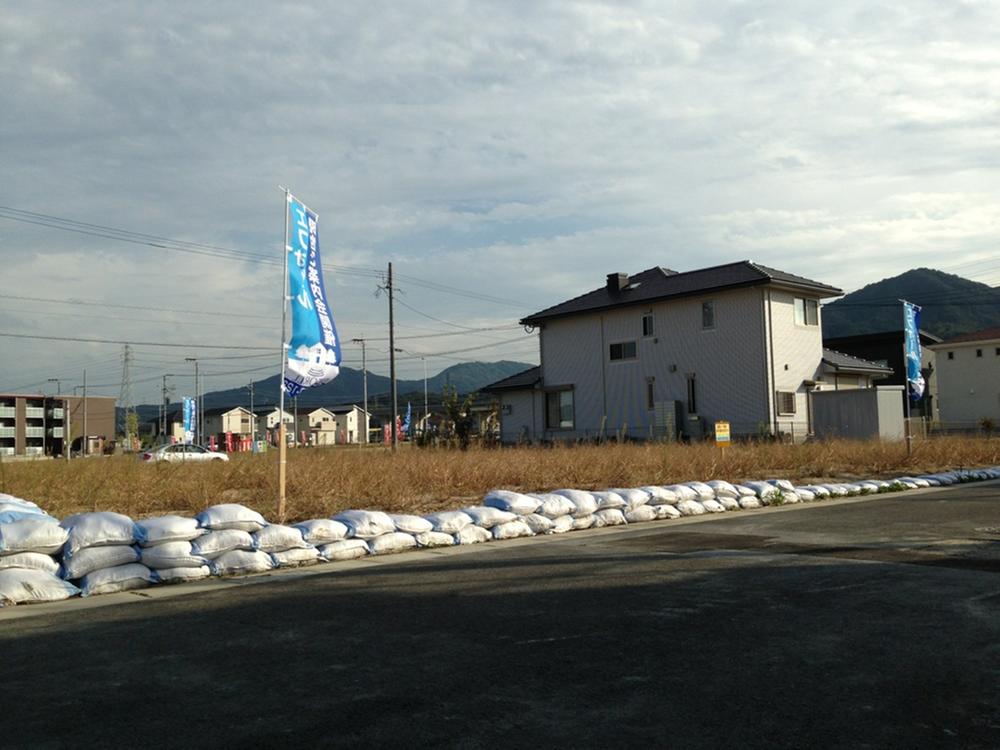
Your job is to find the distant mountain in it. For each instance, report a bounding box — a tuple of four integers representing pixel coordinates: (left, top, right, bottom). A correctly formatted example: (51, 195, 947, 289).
(136, 360, 534, 422)
(822, 268, 1000, 339)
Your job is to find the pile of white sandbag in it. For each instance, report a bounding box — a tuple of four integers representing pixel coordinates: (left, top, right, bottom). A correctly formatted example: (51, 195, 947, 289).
(296, 518, 367, 560)
(0, 494, 78, 605)
(60, 512, 153, 596)
(195, 504, 274, 575)
(255, 523, 319, 568)
(335, 509, 417, 556)
(137, 515, 211, 584)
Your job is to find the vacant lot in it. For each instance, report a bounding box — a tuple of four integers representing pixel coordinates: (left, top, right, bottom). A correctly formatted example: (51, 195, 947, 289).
(1, 436, 997, 522)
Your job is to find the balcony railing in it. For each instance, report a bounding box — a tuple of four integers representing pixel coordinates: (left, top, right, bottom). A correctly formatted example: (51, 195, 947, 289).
(25, 426, 45, 438)
(0, 426, 14, 438)
(49, 407, 64, 419)
(48, 427, 64, 438)
(0, 406, 15, 418)
(25, 407, 45, 418)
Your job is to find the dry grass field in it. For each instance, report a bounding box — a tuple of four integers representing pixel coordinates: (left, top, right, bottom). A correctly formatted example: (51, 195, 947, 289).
(2, 436, 998, 522)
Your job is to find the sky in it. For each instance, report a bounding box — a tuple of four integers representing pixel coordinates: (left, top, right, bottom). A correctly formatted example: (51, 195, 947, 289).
(1, 1, 999, 405)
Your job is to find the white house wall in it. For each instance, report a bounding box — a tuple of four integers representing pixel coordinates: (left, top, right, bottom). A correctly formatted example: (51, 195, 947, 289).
(499, 389, 544, 443)
(766, 288, 825, 437)
(932, 341, 1000, 426)
(539, 287, 771, 438)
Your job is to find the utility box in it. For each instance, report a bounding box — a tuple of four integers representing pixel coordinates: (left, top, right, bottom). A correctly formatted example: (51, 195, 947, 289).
(811, 386, 905, 441)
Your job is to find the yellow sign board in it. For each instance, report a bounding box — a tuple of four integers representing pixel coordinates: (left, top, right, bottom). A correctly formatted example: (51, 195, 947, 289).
(715, 421, 731, 444)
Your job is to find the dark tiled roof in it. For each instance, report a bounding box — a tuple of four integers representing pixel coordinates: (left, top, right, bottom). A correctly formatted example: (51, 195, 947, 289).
(822, 348, 893, 374)
(521, 261, 842, 324)
(483, 365, 541, 392)
(937, 326, 1000, 345)
(824, 329, 942, 347)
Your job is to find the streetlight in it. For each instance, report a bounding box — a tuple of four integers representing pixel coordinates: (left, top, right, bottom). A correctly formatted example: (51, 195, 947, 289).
(185, 357, 198, 444)
(161, 374, 175, 442)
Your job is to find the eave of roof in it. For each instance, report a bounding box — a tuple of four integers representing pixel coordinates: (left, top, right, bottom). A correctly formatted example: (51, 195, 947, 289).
(521, 261, 842, 325)
(930, 326, 1000, 346)
(822, 348, 894, 374)
(483, 365, 542, 392)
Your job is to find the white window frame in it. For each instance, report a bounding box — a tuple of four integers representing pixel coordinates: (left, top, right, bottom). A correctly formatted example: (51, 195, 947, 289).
(701, 301, 715, 330)
(776, 390, 797, 416)
(642, 313, 654, 337)
(609, 340, 637, 362)
(794, 297, 819, 327)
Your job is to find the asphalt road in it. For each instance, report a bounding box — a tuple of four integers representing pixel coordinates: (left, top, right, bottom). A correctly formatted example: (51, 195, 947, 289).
(2, 482, 999, 749)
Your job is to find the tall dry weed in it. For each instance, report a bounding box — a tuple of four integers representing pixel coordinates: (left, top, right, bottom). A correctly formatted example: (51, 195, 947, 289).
(1, 436, 997, 522)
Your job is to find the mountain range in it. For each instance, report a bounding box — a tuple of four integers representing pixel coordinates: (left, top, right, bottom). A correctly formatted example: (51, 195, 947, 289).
(822, 268, 1000, 340)
(136, 359, 534, 422)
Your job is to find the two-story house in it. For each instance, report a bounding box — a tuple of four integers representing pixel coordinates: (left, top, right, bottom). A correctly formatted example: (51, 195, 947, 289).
(488, 261, 888, 442)
(927, 327, 1000, 428)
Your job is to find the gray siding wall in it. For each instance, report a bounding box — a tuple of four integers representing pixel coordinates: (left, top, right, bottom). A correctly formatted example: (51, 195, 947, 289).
(812, 386, 904, 441)
(499, 389, 543, 443)
(538, 287, 772, 438)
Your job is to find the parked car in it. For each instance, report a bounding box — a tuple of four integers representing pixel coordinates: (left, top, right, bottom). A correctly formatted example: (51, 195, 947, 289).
(141, 444, 230, 463)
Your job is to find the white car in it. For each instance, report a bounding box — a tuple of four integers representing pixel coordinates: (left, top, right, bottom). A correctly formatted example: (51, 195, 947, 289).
(142, 444, 230, 463)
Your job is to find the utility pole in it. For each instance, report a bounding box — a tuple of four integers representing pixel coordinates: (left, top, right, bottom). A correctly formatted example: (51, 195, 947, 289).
(247, 381, 255, 447)
(421, 356, 428, 436)
(82, 369, 88, 457)
(185, 358, 198, 445)
(119, 344, 135, 450)
(388, 262, 398, 452)
(161, 374, 174, 443)
(352, 338, 368, 444)
(293, 396, 298, 447)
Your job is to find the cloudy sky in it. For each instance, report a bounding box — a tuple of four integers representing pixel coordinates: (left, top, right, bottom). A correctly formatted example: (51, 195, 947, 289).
(2, 1, 999, 404)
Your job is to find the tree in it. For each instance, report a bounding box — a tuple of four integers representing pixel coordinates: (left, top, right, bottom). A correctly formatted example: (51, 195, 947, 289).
(441, 385, 477, 450)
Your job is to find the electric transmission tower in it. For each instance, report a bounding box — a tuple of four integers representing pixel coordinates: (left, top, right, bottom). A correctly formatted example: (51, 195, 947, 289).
(118, 344, 137, 450)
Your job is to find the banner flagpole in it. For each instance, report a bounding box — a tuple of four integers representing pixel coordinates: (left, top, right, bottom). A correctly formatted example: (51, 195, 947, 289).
(278, 187, 291, 522)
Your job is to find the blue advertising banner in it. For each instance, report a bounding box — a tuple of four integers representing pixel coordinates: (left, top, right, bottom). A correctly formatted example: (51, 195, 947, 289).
(902, 301, 924, 402)
(283, 195, 342, 397)
(182, 396, 196, 444)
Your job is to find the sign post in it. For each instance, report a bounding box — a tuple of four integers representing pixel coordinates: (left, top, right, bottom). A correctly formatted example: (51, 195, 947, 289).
(715, 420, 731, 458)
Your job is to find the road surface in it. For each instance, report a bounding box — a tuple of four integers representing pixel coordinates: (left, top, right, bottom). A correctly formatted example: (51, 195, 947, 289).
(2, 481, 999, 748)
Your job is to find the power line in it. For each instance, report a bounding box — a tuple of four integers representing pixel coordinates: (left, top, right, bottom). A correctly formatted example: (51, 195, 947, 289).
(0, 331, 273, 350)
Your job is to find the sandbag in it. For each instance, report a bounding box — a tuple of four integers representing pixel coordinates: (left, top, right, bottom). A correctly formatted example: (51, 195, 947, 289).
(624, 505, 657, 523)
(717, 496, 741, 511)
(639, 486, 678, 504)
(140, 541, 208, 570)
(0, 551, 60, 574)
(684, 482, 715, 502)
(795, 488, 816, 502)
(483, 490, 541, 516)
(295, 519, 350, 544)
(609, 489, 651, 511)
(0, 517, 68, 556)
(61, 512, 137, 557)
(270, 547, 321, 567)
(652, 504, 681, 520)
(676, 499, 706, 516)
(492, 519, 534, 540)
(253, 524, 309, 553)
(592, 491, 626, 510)
(195, 504, 267, 533)
(664, 484, 699, 503)
(62, 544, 139, 580)
(707, 480, 740, 499)
(80, 563, 153, 596)
(453, 525, 492, 545)
(333, 510, 395, 540)
(155, 565, 212, 584)
(463, 506, 517, 528)
(415, 531, 454, 548)
(136, 515, 204, 546)
(425, 511, 473, 534)
(548, 515, 575, 534)
(571, 515, 595, 530)
(593, 508, 627, 527)
(738, 496, 762, 509)
(210, 549, 274, 576)
(743, 481, 780, 500)
(734, 484, 757, 497)
(531, 493, 577, 519)
(389, 514, 434, 535)
(767, 479, 797, 493)
(368, 532, 418, 555)
(191, 529, 255, 559)
(522, 514, 554, 534)
(0, 568, 80, 605)
(318, 539, 369, 560)
(701, 499, 726, 513)
(552, 489, 599, 517)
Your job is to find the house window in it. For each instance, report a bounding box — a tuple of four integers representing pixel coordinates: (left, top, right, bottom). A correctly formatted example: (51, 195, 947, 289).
(546, 390, 574, 430)
(777, 390, 796, 415)
(702, 301, 715, 330)
(794, 298, 819, 326)
(609, 341, 637, 361)
(976, 349, 983, 357)
(686, 374, 697, 415)
(646, 378, 655, 410)
(642, 313, 654, 337)
(947, 351, 954, 360)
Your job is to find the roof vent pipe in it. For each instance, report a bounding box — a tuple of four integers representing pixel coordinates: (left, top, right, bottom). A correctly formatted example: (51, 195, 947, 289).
(607, 272, 629, 293)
